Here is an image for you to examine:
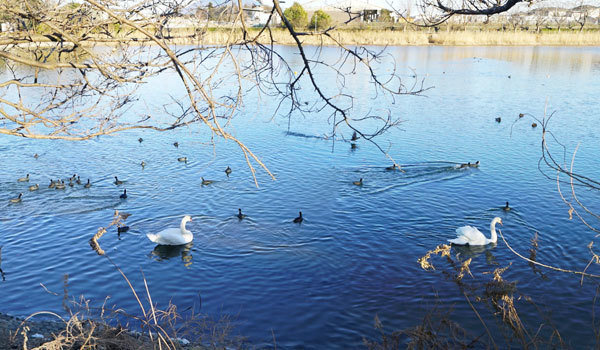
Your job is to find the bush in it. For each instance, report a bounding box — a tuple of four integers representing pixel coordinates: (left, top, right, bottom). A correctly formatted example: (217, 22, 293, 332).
(309, 10, 331, 30)
(283, 2, 307, 29)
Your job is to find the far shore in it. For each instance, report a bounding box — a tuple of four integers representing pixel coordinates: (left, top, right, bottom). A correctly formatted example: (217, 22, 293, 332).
(1, 28, 600, 48)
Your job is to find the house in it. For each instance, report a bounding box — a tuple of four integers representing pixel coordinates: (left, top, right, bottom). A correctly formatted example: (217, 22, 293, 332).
(303, 0, 398, 24)
(243, 5, 281, 26)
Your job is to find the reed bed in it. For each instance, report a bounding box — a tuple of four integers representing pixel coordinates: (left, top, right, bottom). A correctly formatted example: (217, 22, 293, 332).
(4, 28, 598, 48)
(195, 28, 600, 47)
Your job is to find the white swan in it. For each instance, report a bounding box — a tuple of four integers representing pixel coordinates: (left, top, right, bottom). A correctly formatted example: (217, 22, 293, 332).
(449, 217, 502, 246)
(146, 216, 193, 245)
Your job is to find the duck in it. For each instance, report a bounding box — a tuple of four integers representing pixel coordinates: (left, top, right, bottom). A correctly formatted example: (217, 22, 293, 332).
(55, 180, 66, 190)
(469, 161, 480, 167)
(138, 137, 143, 143)
(70, 174, 77, 181)
(385, 164, 399, 171)
(201, 177, 213, 186)
(225, 166, 232, 176)
(48, 179, 56, 189)
(17, 174, 30, 182)
(140, 161, 146, 168)
(351, 131, 358, 141)
(495, 117, 501, 123)
(9, 193, 23, 203)
(117, 226, 130, 233)
(84, 179, 92, 188)
(518, 113, 524, 118)
(293, 211, 303, 223)
(531, 123, 538, 128)
(28, 184, 39, 191)
(146, 215, 193, 245)
(120, 189, 127, 199)
(68, 178, 74, 187)
(353, 178, 363, 186)
(114, 176, 123, 185)
(76, 176, 82, 185)
(173, 142, 179, 148)
(178, 157, 187, 162)
(449, 217, 503, 246)
(237, 208, 246, 220)
(503, 201, 511, 211)
(117, 211, 132, 220)
(33, 153, 39, 159)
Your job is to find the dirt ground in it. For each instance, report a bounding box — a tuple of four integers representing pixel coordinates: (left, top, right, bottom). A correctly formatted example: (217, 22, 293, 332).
(0, 312, 65, 349)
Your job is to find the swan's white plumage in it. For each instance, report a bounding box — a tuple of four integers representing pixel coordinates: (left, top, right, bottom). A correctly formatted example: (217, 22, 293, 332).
(449, 217, 502, 246)
(147, 216, 193, 245)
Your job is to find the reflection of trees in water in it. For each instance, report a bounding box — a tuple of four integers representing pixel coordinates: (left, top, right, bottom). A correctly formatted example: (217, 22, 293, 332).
(151, 243, 193, 268)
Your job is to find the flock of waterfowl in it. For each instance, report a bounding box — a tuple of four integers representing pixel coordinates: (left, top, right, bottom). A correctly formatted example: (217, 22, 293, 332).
(9, 126, 511, 247)
(9, 172, 92, 203)
(496, 112, 537, 128)
(8, 139, 306, 247)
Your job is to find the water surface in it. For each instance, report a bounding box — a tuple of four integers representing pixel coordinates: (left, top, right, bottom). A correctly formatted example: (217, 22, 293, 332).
(1, 45, 600, 348)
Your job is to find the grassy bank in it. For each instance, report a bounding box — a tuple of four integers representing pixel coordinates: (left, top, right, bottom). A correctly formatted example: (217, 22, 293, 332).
(189, 28, 600, 46)
(3, 28, 599, 48)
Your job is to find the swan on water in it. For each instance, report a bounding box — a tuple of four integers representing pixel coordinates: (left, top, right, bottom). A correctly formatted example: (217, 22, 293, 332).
(449, 217, 502, 246)
(146, 216, 193, 245)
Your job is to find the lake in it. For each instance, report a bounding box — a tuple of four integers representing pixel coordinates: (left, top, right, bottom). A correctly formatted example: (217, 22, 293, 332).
(1, 45, 600, 348)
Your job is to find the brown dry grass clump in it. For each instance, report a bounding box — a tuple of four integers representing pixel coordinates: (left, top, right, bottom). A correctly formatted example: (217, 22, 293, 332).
(361, 239, 568, 348)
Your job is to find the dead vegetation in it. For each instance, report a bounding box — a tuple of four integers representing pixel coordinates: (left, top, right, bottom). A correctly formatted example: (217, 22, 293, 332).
(3, 211, 248, 350)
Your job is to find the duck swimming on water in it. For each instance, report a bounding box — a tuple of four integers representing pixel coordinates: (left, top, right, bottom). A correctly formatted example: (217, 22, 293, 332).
(293, 211, 303, 223)
(10, 193, 23, 203)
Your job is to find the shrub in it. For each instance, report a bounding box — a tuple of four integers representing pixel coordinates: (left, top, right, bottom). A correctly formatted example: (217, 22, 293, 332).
(283, 2, 307, 29)
(309, 10, 331, 30)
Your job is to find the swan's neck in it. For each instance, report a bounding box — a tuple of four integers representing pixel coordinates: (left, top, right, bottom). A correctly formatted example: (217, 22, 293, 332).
(489, 220, 498, 243)
(180, 219, 191, 234)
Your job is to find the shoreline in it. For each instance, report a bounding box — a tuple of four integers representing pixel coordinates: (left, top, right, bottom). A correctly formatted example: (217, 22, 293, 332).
(0, 312, 65, 350)
(2, 29, 600, 48)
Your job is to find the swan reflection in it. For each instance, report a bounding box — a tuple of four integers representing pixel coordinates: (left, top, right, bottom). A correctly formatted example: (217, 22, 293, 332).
(452, 243, 498, 264)
(150, 243, 193, 267)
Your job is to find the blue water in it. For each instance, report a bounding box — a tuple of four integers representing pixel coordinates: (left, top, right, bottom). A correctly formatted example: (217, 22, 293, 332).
(1, 45, 600, 348)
